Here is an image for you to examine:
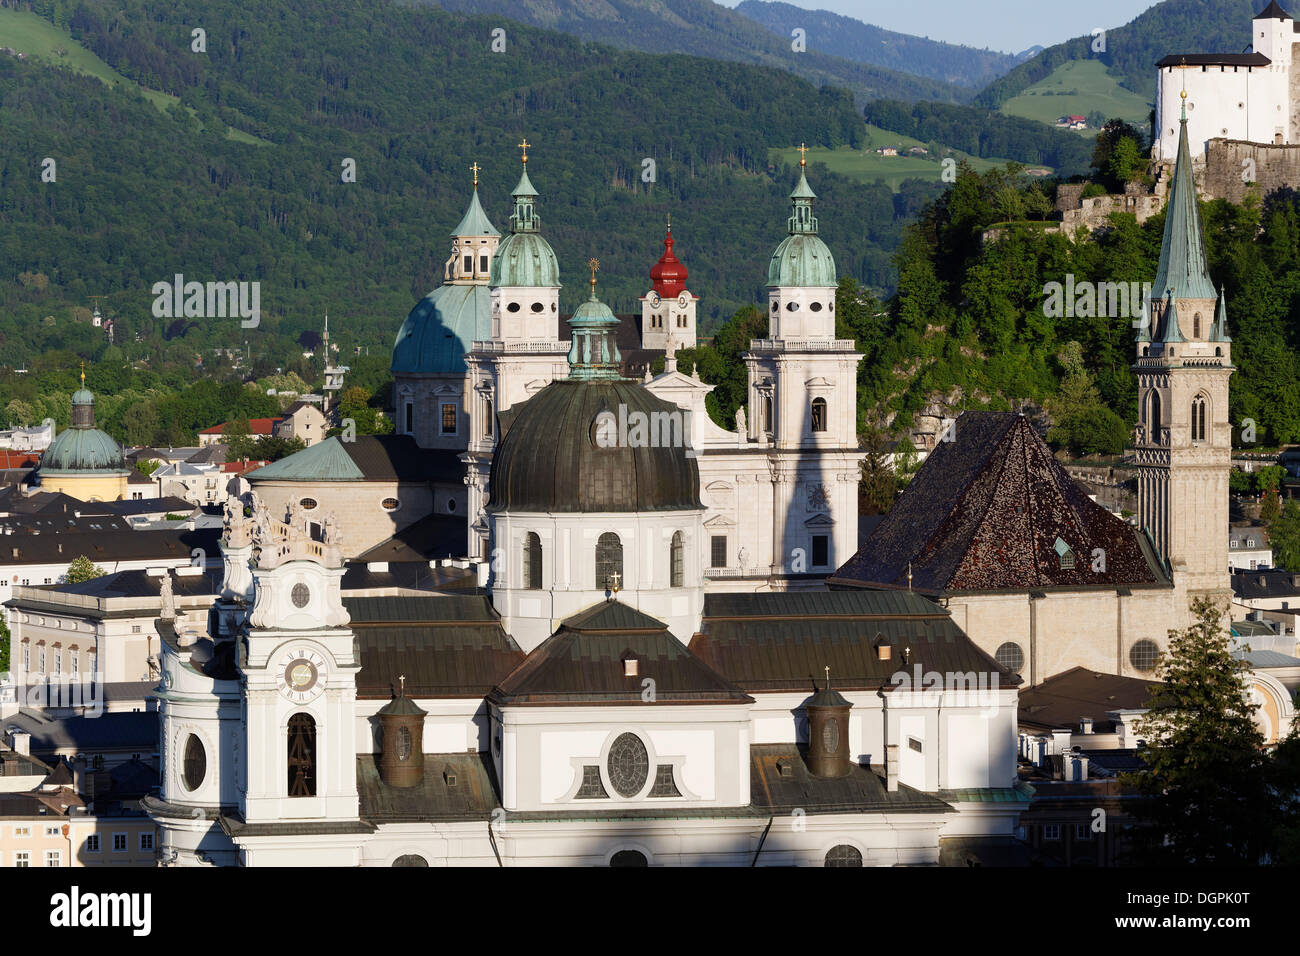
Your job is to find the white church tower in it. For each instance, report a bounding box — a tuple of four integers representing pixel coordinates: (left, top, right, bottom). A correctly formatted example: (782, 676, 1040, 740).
(744, 149, 863, 576)
(464, 140, 570, 559)
(1136, 96, 1234, 614)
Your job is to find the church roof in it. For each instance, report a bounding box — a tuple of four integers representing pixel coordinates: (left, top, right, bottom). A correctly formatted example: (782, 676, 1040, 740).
(1017, 666, 1157, 734)
(391, 282, 492, 375)
(692, 589, 1011, 693)
(829, 412, 1169, 595)
(450, 187, 499, 238)
(489, 601, 752, 706)
(1152, 113, 1218, 304)
(247, 435, 462, 483)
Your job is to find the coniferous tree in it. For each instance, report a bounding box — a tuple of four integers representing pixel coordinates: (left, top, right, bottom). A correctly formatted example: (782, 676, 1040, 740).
(1125, 598, 1274, 865)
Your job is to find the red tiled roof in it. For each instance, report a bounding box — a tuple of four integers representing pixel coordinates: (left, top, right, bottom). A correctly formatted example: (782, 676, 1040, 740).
(221, 460, 270, 474)
(0, 451, 40, 468)
(200, 417, 281, 436)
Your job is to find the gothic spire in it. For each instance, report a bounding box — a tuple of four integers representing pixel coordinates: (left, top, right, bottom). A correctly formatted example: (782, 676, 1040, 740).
(1152, 97, 1217, 306)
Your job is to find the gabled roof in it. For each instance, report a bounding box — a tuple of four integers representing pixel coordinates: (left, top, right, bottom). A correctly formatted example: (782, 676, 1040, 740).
(247, 435, 462, 483)
(830, 412, 1168, 595)
(490, 601, 752, 706)
(199, 417, 280, 436)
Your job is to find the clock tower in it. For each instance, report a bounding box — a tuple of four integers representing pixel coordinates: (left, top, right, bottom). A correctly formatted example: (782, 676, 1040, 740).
(237, 495, 365, 864)
(639, 219, 697, 353)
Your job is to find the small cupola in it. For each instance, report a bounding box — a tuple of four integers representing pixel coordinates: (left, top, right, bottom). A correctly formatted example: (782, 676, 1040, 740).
(377, 676, 427, 789)
(804, 667, 853, 779)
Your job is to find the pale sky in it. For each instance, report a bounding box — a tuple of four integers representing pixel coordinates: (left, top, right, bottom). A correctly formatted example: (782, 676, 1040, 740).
(715, 0, 1160, 54)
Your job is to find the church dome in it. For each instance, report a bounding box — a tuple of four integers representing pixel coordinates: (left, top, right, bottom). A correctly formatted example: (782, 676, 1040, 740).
(488, 267, 700, 514)
(488, 379, 701, 514)
(490, 232, 560, 288)
(391, 283, 492, 375)
(766, 166, 837, 288)
(488, 164, 560, 289)
(42, 383, 126, 474)
(650, 226, 688, 297)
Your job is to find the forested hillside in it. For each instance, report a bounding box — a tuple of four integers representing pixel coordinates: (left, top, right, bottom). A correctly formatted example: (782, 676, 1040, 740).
(0, 0, 916, 378)
(734, 0, 1023, 89)
(413, 0, 973, 105)
(976, 0, 1258, 111)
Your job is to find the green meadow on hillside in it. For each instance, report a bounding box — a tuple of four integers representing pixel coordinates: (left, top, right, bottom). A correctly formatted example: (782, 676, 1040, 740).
(1000, 59, 1151, 132)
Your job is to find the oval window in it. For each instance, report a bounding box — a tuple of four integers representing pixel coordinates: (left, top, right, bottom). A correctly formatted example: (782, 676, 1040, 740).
(771, 301, 779, 312)
(551, 302, 557, 312)
(810, 301, 823, 312)
(530, 302, 544, 312)
(183, 734, 206, 792)
(506, 302, 521, 313)
(822, 716, 840, 753)
(447, 499, 457, 513)
(300, 498, 318, 510)
(607, 733, 649, 798)
(380, 497, 399, 511)
(786, 301, 800, 311)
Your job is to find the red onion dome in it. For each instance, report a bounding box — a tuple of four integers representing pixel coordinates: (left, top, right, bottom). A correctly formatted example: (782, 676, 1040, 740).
(650, 228, 689, 297)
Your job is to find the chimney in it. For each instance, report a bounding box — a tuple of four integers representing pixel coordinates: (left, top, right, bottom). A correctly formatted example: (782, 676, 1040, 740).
(885, 744, 899, 792)
(1051, 728, 1072, 755)
(1080, 716, 1094, 735)
(11, 731, 30, 756)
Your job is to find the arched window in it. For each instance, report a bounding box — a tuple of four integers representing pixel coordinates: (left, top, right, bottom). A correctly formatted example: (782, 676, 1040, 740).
(1191, 395, 1207, 442)
(523, 532, 542, 590)
(287, 713, 317, 797)
(1147, 390, 1162, 440)
(596, 532, 623, 591)
(811, 398, 827, 433)
(670, 531, 684, 588)
(763, 395, 773, 434)
(1193, 312, 1201, 338)
(825, 844, 863, 867)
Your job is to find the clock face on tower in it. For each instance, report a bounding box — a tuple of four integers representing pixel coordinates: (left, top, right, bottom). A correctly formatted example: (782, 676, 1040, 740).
(276, 647, 328, 704)
(677, 292, 690, 310)
(648, 291, 661, 308)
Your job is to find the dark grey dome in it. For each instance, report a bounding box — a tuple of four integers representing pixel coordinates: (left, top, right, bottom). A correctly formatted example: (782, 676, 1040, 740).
(488, 379, 702, 514)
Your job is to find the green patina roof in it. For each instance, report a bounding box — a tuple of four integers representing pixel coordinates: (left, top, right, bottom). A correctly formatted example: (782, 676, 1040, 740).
(41, 426, 127, 474)
(1153, 117, 1217, 305)
(450, 187, 499, 238)
(488, 163, 560, 288)
(71, 388, 95, 405)
(245, 436, 365, 481)
(566, 282, 621, 380)
(391, 282, 492, 375)
(490, 232, 560, 288)
(767, 167, 836, 288)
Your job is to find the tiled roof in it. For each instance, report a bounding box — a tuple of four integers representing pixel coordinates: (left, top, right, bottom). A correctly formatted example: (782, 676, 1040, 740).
(1232, 569, 1300, 599)
(357, 754, 498, 823)
(491, 602, 751, 706)
(200, 417, 280, 436)
(831, 412, 1168, 594)
(3, 711, 158, 752)
(248, 435, 461, 483)
(0, 525, 219, 567)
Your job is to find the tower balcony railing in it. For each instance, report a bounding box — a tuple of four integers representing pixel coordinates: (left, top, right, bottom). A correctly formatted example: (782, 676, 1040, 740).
(470, 340, 568, 354)
(748, 338, 858, 353)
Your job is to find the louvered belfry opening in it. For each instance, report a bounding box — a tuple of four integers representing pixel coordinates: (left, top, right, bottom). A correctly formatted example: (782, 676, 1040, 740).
(287, 713, 317, 797)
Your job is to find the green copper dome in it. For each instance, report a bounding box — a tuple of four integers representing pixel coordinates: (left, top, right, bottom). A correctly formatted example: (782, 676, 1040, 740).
(42, 384, 126, 475)
(567, 274, 622, 381)
(392, 283, 492, 376)
(489, 165, 560, 288)
(766, 168, 836, 288)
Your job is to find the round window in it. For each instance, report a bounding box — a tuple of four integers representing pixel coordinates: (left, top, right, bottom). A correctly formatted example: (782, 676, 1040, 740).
(786, 301, 800, 311)
(291, 583, 311, 608)
(507, 302, 521, 313)
(995, 642, 1025, 673)
(530, 302, 544, 312)
(447, 499, 457, 513)
(607, 733, 649, 797)
(182, 734, 206, 792)
(380, 497, 399, 511)
(299, 498, 318, 510)
(810, 301, 823, 312)
(1130, 640, 1160, 673)
(771, 301, 779, 312)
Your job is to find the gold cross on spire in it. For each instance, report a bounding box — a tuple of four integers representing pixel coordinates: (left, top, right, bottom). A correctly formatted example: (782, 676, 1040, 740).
(518, 137, 531, 164)
(79, 361, 85, 387)
(666, 211, 671, 232)
(824, 664, 830, 687)
(797, 142, 809, 167)
(470, 162, 480, 187)
(587, 257, 600, 295)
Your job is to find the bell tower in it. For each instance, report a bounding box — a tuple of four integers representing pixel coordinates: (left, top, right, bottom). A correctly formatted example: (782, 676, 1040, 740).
(1134, 96, 1233, 611)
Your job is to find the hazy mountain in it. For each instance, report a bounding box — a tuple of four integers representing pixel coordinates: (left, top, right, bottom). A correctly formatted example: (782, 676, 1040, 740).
(733, 0, 1022, 88)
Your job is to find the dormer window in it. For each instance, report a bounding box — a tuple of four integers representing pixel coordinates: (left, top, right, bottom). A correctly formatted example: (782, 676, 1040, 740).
(1054, 537, 1076, 570)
